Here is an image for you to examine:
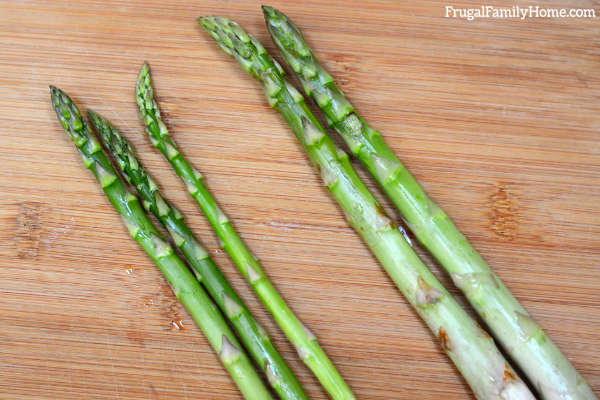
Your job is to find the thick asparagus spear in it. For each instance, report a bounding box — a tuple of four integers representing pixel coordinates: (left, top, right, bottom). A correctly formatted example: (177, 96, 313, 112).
(50, 86, 272, 400)
(90, 110, 307, 400)
(135, 63, 355, 400)
(263, 6, 597, 400)
(199, 17, 537, 400)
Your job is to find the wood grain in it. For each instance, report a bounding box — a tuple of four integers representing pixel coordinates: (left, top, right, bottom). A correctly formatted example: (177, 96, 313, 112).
(0, 0, 598, 398)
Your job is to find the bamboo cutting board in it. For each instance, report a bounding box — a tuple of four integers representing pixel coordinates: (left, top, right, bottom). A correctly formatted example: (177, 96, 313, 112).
(1, 0, 598, 398)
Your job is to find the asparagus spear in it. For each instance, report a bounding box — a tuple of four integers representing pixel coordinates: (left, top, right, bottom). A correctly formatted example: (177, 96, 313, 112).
(199, 17, 537, 400)
(263, 6, 597, 400)
(90, 110, 307, 400)
(135, 63, 354, 400)
(50, 86, 273, 400)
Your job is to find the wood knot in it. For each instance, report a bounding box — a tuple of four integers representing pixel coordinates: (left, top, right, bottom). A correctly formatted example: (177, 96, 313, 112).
(14, 202, 43, 259)
(126, 330, 146, 347)
(489, 184, 518, 240)
(328, 53, 362, 88)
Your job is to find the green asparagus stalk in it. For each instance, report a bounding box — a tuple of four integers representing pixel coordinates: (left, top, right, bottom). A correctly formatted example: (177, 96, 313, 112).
(199, 17, 537, 400)
(263, 6, 597, 400)
(90, 110, 307, 400)
(135, 63, 354, 400)
(50, 86, 273, 400)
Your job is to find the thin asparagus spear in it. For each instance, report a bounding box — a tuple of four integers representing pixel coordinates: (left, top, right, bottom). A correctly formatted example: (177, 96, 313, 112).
(198, 17, 536, 400)
(50, 86, 273, 400)
(90, 110, 307, 400)
(135, 63, 354, 400)
(263, 6, 597, 400)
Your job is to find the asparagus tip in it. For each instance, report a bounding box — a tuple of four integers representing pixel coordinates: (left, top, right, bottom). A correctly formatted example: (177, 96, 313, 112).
(49, 86, 57, 102)
(87, 108, 98, 120)
(49, 86, 74, 112)
(197, 17, 214, 36)
(138, 62, 150, 83)
(197, 16, 213, 28)
(88, 109, 108, 132)
(262, 5, 283, 21)
(49, 85, 61, 98)
(198, 16, 227, 34)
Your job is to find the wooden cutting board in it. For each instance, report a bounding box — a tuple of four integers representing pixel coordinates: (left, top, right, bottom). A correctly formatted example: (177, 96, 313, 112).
(1, 0, 598, 398)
